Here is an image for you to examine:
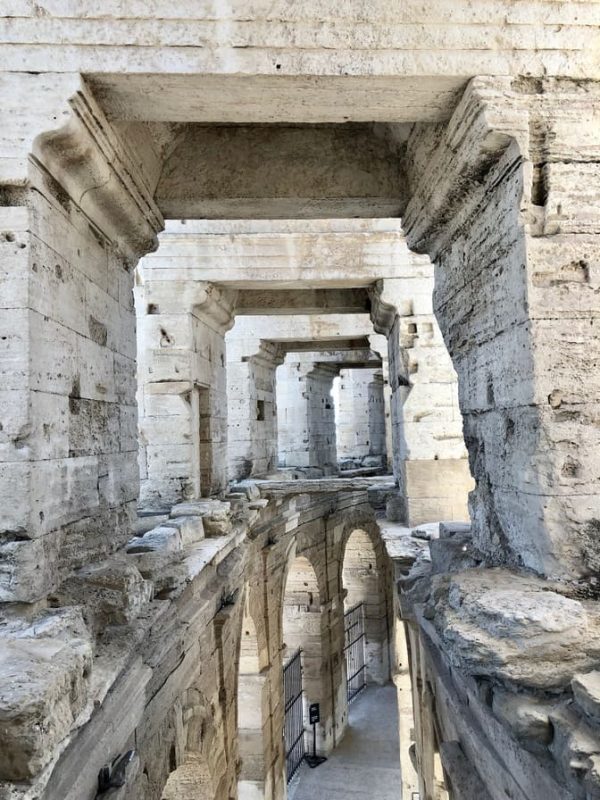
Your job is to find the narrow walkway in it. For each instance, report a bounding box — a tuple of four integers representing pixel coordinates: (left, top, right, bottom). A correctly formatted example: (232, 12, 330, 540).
(290, 684, 401, 800)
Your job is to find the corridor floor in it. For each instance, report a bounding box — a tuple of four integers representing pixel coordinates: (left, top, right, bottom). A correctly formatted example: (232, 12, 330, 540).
(290, 684, 402, 800)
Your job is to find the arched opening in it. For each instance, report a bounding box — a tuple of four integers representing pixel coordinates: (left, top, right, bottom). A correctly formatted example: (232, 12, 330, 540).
(160, 694, 216, 800)
(237, 593, 268, 800)
(281, 554, 324, 779)
(342, 528, 390, 689)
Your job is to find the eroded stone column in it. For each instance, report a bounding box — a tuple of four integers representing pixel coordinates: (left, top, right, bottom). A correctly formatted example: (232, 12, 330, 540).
(276, 357, 338, 472)
(333, 368, 387, 467)
(136, 278, 234, 506)
(0, 74, 162, 603)
(372, 276, 472, 526)
(225, 331, 284, 480)
(403, 77, 600, 579)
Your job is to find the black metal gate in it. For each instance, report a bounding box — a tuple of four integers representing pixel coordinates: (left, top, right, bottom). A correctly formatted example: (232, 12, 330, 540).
(283, 649, 305, 781)
(344, 602, 366, 701)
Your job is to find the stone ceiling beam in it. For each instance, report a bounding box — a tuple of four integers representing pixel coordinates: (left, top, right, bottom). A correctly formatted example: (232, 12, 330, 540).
(138, 218, 432, 289)
(155, 124, 405, 219)
(92, 75, 467, 124)
(234, 288, 370, 316)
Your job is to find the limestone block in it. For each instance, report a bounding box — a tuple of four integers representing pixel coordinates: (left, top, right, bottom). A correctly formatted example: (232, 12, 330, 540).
(59, 557, 153, 630)
(134, 514, 170, 535)
(166, 515, 205, 547)
(572, 672, 600, 725)
(386, 492, 407, 522)
(171, 500, 233, 536)
(491, 688, 554, 747)
(439, 741, 493, 800)
(367, 481, 395, 510)
(544, 162, 600, 235)
(411, 523, 441, 541)
(434, 569, 600, 689)
(0, 532, 61, 603)
(248, 499, 269, 510)
(439, 522, 471, 539)
(232, 480, 262, 501)
(0, 608, 92, 781)
(429, 534, 480, 575)
(549, 705, 600, 796)
(126, 526, 182, 554)
(125, 550, 187, 599)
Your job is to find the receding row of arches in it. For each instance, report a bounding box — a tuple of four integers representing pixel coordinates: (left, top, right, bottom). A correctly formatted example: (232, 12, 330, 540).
(159, 518, 394, 800)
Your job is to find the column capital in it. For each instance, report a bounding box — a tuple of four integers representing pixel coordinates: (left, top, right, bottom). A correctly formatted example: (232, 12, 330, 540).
(32, 76, 163, 260)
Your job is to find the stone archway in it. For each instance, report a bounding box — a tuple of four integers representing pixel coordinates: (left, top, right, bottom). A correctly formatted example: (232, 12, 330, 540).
(237, 591, 268, 800)
(342, 528, 389, 686)
(281, 553, 326, 761)
(282, 554, 323, 699)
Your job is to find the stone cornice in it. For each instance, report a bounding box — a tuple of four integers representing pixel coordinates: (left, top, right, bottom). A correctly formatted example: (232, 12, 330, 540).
(32, 77, 163, 260)
(402, 76, 529, 260)
(192, 283, 237, 333)
(369, 280, 398, 336)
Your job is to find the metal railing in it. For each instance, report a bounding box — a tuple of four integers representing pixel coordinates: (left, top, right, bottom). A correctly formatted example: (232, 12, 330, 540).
(344, 602, 366, 702)
(283, 649, 305, 782)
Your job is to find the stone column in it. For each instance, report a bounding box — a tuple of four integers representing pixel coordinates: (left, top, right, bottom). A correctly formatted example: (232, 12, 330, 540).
(276, 356, 338, 472)
(371, 276, 472, 526)
(333, 368, 387, 467)
(225, 331, 284, 481)
(136, 278, 235, 507)
(0, 75, 162, 603)
(403, 77, 600, 579)
(370, 333, 394, 472)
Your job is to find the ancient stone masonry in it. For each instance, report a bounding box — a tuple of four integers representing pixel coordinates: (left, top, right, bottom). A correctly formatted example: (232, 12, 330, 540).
(403, 77, 600, 581)
(371, 273, 473, 526)
(0, 75, 163, 604)
(136, 278, 235, 505)
(1, 4, 600, 800)
(0, 481, 395, 800)
(333, 367, 387, 467)
(137, 220, 469, 518)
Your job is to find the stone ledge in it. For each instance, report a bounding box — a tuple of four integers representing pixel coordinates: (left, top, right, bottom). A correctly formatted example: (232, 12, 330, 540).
(0, 607, 92, 781)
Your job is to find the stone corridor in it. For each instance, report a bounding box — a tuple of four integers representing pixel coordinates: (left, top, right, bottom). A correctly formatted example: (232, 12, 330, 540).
(1, 4, 600, 800)
(289, 685, 402, 800)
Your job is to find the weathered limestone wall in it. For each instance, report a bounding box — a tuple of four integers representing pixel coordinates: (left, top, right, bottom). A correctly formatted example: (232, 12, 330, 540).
(225, 335, 281, 481)
(0, 75, 162, 603)
(403, 77, 600, 579)
(372, 274, 473, 526)
(386, 519, 600, 800)
(333, 368, 387, 464)
(2, 5, 597, 119)
(0, 482, 394, 800)
(225, 313, 381, 479)
(136, 279, 233, 507)
(138, 218, 415, 289)
(156, 124, 405, 219)
(342, 527, 391, 684)
(276, 357, 338, 471)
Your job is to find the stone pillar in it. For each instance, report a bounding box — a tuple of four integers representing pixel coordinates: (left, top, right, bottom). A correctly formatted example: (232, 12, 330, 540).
(136, 278, 234, 507)
(225, 331, 284, 481)
(371, 276, 473, 526)
(0, 74, 162, 603)
(333, 368, 387, 466)
(276, 356, 338, 472)
(403, 77, 600, 579)
(370, 333, 394, 473)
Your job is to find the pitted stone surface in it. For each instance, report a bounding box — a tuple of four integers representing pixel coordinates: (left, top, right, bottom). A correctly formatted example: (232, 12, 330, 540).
(0, 9, 599, 800)
(0, 609, 92, 781)
(434, 569, 600, 689)
(572, 672, 600, 725)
